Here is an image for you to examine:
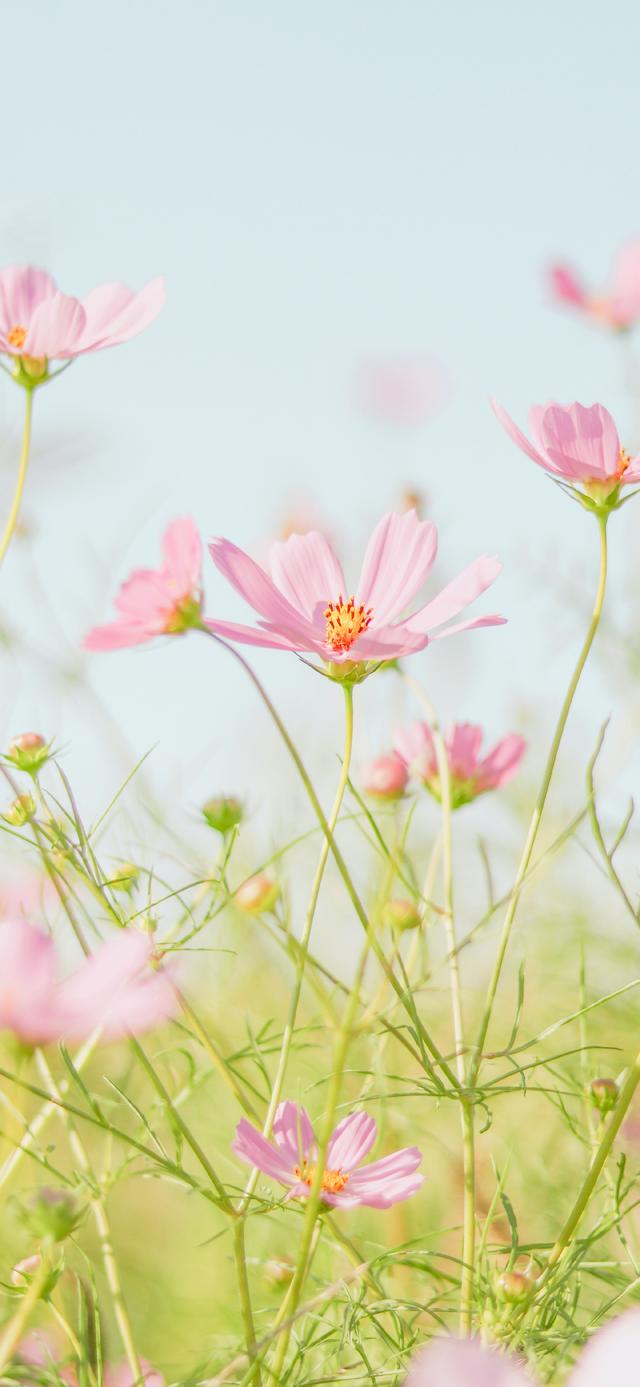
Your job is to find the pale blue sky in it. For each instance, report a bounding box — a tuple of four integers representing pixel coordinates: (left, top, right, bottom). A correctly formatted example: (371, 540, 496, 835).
(2, 1, 640, 850)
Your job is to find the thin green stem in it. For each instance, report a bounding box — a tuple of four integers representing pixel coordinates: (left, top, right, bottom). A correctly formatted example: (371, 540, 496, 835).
(0, 1249, 50, 1372)
(470, 513, 609, 1085)
(0, 385, 33, 568)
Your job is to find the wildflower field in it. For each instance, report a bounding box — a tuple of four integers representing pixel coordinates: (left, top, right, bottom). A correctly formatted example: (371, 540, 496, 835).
(2, 5, 640, 1386)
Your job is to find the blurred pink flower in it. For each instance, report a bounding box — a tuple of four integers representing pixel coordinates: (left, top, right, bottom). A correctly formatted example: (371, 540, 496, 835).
(207, 510, 504, 667)
(549, 241, 640, 330)
(362, 753, 409, 800)
(233, 1101, 423, 1209)
(84, 517, 202, 651)
(394, 720, 525, 807)
(0, 873, 58, 922)
(404, 1307, 640, 1386)
(356, 355, 452, 426)
(491, 400, 640, 495)
(0, 920, 176, 1046)
(0, 265, 164, 362)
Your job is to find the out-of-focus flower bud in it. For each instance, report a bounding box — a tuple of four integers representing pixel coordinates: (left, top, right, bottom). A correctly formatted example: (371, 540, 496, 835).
(264, 1257, 295, 1287)
(6, 733, 51, 775)
(497, 1268, 534, 1302)
(590, 1076, 619, 1114)
(202, 796, 244, 835)
(111, 862, 140, 895)
(362, 754, 408, 801)
(11, 1252, 61, 1297)
(3, 793, 36, 827)
(382, 898, 421, 932)
(235, 874, 279, 915)
(19, 1188, 84, 1243)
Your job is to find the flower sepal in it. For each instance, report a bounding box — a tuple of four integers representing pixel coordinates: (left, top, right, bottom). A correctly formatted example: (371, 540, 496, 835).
(9, 354, 49, 389)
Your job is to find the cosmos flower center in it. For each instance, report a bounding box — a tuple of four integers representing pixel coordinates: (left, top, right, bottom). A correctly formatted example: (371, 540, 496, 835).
(615, 447, 632, 480)
(294, 1159, 349, 1194)
(324, 595, 373, 653)
(163, 594, 202, 634)
(7, 325, 28, 350)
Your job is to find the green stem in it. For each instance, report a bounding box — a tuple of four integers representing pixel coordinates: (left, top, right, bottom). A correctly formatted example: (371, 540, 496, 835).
(233, 1219, 261, 1387)
(470, 513, 609, 1085)
(0, 386, 33, 568)
(0, 1249, 50, 1372)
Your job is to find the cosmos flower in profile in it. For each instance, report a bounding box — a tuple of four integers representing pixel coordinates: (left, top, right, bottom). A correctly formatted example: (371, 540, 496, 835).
(549, 241, 640, 330)
(491, 399, 640, 504)
(84, 517, 202, 651)
(0, 265, 164, 367)
(394, 720, 525, 807)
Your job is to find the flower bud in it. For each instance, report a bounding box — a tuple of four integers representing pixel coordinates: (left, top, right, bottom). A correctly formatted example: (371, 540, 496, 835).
(590, 1076, 619, 1114)
(111, 862, 140, 895)
(202, 796, 244, 836)
(264, 1257, 295, 1287)
(382, 898, 421, 931)
(6, 732, 50, 774)
(19, 1188, 84, 1243)
(497, 1269, 534, 1302)
(362, 754, 408, 801)
(235, 874, 279, 914)
(11, 1253, 61, 1297)
(3, 793, 36, 827)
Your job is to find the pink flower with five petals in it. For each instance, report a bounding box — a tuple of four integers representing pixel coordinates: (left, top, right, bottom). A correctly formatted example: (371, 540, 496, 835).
(84, 517, 202, 651)
(394, 721, 525, 808)
(0, 265, 164, 365)
(207, 509, 504, 672)
(491, 399, 640, 504)
(233, 1100, 423, 1209)
(549, 241, 640, 330)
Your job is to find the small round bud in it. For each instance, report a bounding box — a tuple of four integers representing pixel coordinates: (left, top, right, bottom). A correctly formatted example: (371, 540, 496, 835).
(6, 732, 50, 774)
(382, 898, 421, 932)
(202, 796, 244, 835)
(590, 1076, 619, 1114)
(19, 1187, 84, 1243)
(111, 862, 140, 895)
(497, 1269, 534, 1303)
(264, 1258, 295, 1287)
(362, 754, 409, 801)
(10, 1252, 61, 1298)
(235, 874, 279, 914)
(3, 793, 36, 827)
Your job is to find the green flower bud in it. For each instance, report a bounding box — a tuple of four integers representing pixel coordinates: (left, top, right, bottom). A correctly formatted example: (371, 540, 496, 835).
(3, 793, 36, 827)
(202, 796, 244, 835)
(19, 1188, 84, 1244)
(235, 874, 279, 914)
(6, 732, 51, 775)
(497, 1269, 534, 1303)
(111, 862, 140, 895)
(590, 1076, 619, 1114)
(382, 898, 421, 931)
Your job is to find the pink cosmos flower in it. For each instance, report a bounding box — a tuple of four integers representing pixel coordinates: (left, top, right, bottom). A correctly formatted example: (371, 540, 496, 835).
(394, 721, 525, 808)
(491, 400, 640, 497)
(0, 265, 164, 362)
(233, 1100, 423, 1209)
(207, 509, 504, 668)
(549, 240, 640, 330)
(362, 753, 409, 800)
(356, 355, 452, 426)
(0, 920, 176, 1047)
(84, 517, 202, 651)
(404, 1307, 640, 1387)
(0, 873, 58, 922)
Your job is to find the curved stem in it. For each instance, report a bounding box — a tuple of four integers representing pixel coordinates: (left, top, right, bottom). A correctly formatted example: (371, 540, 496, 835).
(0, 387, 33, 568)
(470, 513, 609, 1085)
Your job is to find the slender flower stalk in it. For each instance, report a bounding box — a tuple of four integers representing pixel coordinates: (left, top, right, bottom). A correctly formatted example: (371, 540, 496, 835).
(0, 1250, 51, 1374)
(0, 386, 33, 568)
(470, 514, 609, 1084)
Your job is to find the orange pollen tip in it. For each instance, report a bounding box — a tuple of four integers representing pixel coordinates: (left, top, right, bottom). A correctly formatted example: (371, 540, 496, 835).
(616, 447, 632, 480)
(294, 1159, 349, 1194)
(7, 325, 27, 350)
(324, 594, 373, 653)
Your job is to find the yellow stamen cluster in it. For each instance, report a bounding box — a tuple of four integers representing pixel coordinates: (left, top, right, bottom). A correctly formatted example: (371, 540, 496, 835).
(7, 325, 28, 350)
(294, 1159, 349, 1194)
(615, 447, 632, 480)
(324, 595, 372, 653)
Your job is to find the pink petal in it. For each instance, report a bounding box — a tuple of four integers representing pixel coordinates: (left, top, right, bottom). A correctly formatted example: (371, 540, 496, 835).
(269, 531, 345, 620)
(83, 619, 156, 652)
(331, 1170, 424, 1209)
(428, 613, 506, 640)
(209, 538, 318, 634)
(549, 263, 587, 308)
(114, 569, 174, 623)
(446, 723, 483, 781)
(161, 516, 202, 595)
(404, 556, 502, 635)
(232, 1118, 295, 1185)
(405, 1337, 530, 1387)
(394, 721, 436, 778)
(272, 1102, 316, 1163)
(0, 265, 57, 334)
(327, 1111, 377, 1170)
(357, 510, 438, 624)
(0, 921, 56, 1041)
(610, 241, 640, 325)
(539, 403, 620, 479)
(25, 292, 87, 359)
(476, 734, 526, 791)
(347, 623, 429, 660)
(569, 1309, 640, 1387)
(205, 617, 317, 652)
(78, 277, 166, 350)
(346, 1145, 422, 1190)
(56, 931, 176, 1040)
(490, 399, 557, 473)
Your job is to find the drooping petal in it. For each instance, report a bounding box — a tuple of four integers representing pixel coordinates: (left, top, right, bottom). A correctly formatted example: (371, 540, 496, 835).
(569, 1309, 640, 1387)
(83, 619, 155, 652)
(0, 266, 57, 335)
(232, 1119, 295, 1185)
(404, 1336, 530, 1387)
(269, 531, 345, 621)
(427, 613, 506, 640)
(491, 398, 557, 473)
(209, 538, 319, 634)
(549, 263, 587, 309)
(205, 617, 321, 652)
(476, 734, 526, 791)
(357, 511, 438, 624)
(25, 292, 87, 358)
(272, 1102, 316, 1164)
(404, 556, 502, 636)
(78, 277, 166, 350)
(161, 516, 202, 595)
(327, 1111, 377, 1170)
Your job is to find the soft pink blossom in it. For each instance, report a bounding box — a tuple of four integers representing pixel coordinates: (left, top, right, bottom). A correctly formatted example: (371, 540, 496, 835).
(394, 720, 525, 807)
(549, 241, 640, 329)
(207, 509, 504, 667)
(491, 400, 640, 494)
(0, 920, 176, 1047)
(0, 265, 164, 361)
(355, 355, 452, 426)
(84, 517, 202, 651)
(404, 1307, 640, 1387)
(0, 874, 58, 922)
(233, 1100, 423, 1209)
(362, 753, 409, 800)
